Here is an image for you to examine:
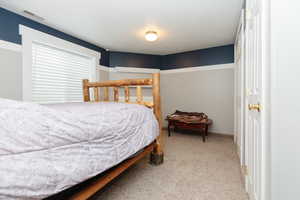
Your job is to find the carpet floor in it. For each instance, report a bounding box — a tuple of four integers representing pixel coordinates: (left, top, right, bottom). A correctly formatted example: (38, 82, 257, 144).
(91, 131, 248, 200)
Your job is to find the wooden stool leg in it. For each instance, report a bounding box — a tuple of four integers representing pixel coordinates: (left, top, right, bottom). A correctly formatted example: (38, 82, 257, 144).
(202, 125, 208, 142)
(168, 123, 171, 137)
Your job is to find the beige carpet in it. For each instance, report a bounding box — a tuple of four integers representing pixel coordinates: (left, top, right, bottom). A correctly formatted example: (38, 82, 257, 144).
(91, 131, 248, 200)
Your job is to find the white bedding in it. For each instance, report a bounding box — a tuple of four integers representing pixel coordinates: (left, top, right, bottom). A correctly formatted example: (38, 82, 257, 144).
(0, 98, 158, 200)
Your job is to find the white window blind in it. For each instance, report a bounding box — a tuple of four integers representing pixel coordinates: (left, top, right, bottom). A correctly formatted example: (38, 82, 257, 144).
(32, 42, 93, 103)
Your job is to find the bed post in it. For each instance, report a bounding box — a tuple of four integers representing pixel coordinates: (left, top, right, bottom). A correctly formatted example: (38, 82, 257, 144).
(82, 79, 90, 102)
(150, 73, 164, 165)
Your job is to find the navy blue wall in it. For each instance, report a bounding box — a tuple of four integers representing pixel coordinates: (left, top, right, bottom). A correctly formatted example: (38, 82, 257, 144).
(109, 51, 162, 69)
(109, 45, 234, 69)
(0, 7, 109, 66)
(161, 45, 234, 70)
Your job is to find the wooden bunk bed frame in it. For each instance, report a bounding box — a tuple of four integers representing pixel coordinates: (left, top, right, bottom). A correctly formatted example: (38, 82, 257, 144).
(65, 73, 164, 200)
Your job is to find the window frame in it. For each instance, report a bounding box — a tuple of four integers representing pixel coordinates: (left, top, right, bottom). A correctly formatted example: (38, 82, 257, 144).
(19, 25, 100, 102)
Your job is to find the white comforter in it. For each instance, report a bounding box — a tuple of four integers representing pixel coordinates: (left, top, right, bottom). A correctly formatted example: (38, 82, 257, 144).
(0, 98, 158, 200)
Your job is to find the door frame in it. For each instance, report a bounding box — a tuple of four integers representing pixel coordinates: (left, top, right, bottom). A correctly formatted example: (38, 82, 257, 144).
(260, 0, 271, 199)
(234, 9, 246, 167)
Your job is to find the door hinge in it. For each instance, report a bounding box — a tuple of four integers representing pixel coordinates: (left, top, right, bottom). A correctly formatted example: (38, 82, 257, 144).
(246, 88, 251, 96)
(245, 9, 252, 20)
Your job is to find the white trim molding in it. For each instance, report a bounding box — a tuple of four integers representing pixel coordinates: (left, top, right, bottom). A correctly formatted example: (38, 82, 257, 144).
(0, 40, 22, 52)
(97, 65, 110, 72)
(160, 63, 235, 74)
(105, 64, 234, 74)
(97, 66, 160, 74)
(112, 66, 160, 74)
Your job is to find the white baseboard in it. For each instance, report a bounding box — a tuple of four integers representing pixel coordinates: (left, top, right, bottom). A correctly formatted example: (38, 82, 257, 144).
(163, 127, 234, 136)
(209, 129, 234, 136)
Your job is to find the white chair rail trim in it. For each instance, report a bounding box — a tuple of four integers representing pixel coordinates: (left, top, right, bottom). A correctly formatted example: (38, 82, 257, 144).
(0, 40, 22, 52)
(101, 64, 235, 74)
(160, 63, 235, 74)
(112, 66, 160, 74)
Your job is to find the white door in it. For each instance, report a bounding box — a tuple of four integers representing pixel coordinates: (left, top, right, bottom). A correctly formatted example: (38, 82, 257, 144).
(234, 10, 245, 166)
(244, 0, 264, 200)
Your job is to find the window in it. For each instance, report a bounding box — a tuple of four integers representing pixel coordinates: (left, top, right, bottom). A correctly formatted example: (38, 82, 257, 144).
(32, 42, 93, 103)
(20, 25, 100, 103)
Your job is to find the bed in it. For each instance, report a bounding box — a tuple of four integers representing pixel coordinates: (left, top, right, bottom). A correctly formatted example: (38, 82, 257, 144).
(0, 73, 163, 200)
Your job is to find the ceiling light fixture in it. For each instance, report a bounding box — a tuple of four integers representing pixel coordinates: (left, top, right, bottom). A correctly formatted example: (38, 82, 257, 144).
(145, 31, 158, 42)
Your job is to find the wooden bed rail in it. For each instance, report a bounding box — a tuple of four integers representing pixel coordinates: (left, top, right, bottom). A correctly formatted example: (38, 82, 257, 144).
(83, 78, 152, 87)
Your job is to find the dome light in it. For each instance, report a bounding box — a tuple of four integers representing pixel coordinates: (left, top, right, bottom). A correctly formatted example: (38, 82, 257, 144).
(145, 31, 158, 42)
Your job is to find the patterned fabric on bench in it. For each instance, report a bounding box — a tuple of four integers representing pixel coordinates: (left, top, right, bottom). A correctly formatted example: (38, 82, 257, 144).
(166, 110, 209, 124)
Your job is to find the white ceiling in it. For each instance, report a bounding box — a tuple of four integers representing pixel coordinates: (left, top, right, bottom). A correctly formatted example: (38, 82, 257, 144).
(0, 0, 242, 55)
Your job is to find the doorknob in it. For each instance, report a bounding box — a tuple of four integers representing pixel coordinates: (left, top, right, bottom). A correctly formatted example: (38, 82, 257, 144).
(248, 103, 261, 112)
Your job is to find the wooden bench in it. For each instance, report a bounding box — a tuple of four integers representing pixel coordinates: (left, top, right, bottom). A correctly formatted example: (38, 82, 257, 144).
(166, 110, 213, 142)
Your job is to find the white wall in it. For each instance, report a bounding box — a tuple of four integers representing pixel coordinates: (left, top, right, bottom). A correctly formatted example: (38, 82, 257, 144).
(103, 64, 235, 135)
(161, 64, 235, 135)
(98, 68, 109, 82)
(0, 47, 22, 100)
(270, 1, 300, 199)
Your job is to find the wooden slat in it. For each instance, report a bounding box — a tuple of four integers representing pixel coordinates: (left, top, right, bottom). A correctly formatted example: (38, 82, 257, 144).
(82, 79, 90, 102)
(69, 143, 155, 200)
(94, 87, 99, 102)
(136, 86, 143, 103)
(124, 86, 130, 102)
(87, 78, 152, 87)
(104, 87, 109, 101)
(113, 87, 119, 102)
